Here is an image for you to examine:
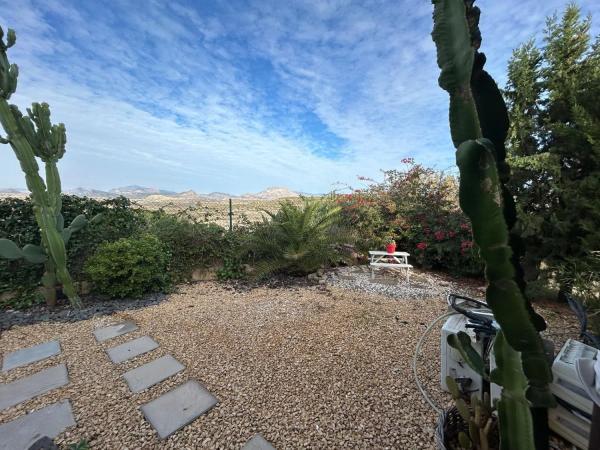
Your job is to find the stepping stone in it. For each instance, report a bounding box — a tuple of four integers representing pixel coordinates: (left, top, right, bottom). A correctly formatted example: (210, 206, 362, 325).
(141, 380, 218, 438)
(123, 355, 184, 393)
(106, 336, 158, 364)
(2, 341, 61, 372)
(243, 434, 276, 450)
(93, 321, 138, 342)
(0, 400, 75, 450)
(0, 364, 68, 411)
(27, 436, 58, 450)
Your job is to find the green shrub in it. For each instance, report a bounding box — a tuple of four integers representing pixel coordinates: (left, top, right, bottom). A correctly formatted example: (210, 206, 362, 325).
(0, 195, 144, 306)
(146, 211, 244, 282)
(216, 255, 246, 280)
(248, 197, 353, 277)
(338, 160, 484, 276)
(84, 234, 170, 299)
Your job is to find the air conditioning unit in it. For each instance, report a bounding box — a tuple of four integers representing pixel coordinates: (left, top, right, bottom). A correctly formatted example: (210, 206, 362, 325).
(549, 339, 598, 449)
(440, 314, 501, 401)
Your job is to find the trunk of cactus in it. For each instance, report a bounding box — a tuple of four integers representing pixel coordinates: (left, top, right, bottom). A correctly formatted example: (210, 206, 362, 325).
(431, 1, 555, 449)
(0, 26, 83, 308)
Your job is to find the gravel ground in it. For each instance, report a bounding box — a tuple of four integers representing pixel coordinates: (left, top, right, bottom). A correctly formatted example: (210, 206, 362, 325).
(0, 273, 581, 449)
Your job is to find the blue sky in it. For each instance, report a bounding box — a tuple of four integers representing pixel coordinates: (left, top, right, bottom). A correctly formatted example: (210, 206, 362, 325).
(1, 0, 599, 194)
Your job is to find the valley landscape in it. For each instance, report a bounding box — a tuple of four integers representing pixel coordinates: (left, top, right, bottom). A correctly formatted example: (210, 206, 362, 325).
(0, 186, 305, 227)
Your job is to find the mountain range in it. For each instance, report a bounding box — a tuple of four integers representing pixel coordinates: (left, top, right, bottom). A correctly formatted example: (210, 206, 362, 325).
(0, 185, 301, 201)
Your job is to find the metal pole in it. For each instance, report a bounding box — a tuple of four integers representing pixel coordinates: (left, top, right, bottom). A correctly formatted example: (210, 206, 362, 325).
(228, 198, 233, 232)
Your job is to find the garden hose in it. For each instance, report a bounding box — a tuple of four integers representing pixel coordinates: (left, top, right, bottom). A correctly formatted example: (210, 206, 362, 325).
(412, 311, 459, 414)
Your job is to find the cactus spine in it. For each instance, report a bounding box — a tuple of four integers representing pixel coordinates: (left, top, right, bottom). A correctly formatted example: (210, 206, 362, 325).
(431, 1, 554, 449)
(0, 26, 93, 308)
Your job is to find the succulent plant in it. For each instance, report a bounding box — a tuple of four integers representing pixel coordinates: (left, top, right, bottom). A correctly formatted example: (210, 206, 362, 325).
(0, 26, 99, 308)
(446, 376, 495, 450)
(431, 1, 555, 449)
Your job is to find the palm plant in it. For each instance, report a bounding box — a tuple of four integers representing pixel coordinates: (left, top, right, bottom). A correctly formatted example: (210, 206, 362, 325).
(248, 197, 354, 278)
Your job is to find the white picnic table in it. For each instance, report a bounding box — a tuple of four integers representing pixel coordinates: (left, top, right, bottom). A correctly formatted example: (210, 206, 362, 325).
(368, 250, 413, 282)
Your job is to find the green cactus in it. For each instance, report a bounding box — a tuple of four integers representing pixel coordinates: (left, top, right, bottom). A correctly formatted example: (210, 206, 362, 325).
(446, 376, 495, 450)
(431, 1, 555, 449)
(0, 27, 97, 308)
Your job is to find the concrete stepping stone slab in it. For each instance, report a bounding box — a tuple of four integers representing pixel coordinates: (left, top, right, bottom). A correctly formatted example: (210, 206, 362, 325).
(106, 336, 159, 364)
(93, 321, 138, 342)
(123, 355, 184, 393)
(2, 341, 61, 372)
(243, 434, 276, 450)
(0, 364, 68, 411)
(0, 400, 75, 450)
(140, 380, 218, 439)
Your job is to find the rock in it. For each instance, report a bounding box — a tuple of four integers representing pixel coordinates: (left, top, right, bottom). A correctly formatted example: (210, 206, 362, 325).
(191, 267, 219, 281)
(28, 436, 58, 450)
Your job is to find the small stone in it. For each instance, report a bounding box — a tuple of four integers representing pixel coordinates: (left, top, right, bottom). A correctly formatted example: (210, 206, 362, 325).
(27, 436, 58, 450)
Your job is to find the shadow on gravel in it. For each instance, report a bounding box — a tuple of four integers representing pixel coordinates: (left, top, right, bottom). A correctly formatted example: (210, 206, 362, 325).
(1, 292, 168, 332)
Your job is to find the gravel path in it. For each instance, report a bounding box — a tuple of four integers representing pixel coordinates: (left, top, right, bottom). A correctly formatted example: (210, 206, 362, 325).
(0, 275, 581, 449)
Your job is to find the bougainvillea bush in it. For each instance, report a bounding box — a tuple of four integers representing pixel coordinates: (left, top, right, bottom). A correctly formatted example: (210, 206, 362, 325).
(337, 159, 483, 276)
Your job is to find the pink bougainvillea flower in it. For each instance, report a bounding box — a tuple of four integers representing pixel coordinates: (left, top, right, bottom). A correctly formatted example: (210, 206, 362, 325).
(460, 240, 473, 249)
(416, 242, 428, 250)
(434, 230, 445, 241)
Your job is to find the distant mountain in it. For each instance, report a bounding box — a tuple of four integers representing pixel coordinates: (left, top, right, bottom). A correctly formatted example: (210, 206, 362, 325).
(0, 188, 27, 194)
(109, 185, 177, 198)
(1, 185, 302, 201)
(66, 187, 114, 198)
(203, 192, 231, 201)
(244, 187, 301, 200)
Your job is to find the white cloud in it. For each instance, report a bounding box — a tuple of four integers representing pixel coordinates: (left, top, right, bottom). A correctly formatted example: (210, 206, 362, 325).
(1, 0, 599, 193)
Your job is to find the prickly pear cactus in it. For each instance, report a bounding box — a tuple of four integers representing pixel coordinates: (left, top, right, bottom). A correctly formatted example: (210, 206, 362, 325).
(431, 1, 554, 449)
(0, 26, 94, 308)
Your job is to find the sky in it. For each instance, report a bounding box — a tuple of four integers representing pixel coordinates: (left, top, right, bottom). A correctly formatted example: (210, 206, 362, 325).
(1, 0, 599, 195)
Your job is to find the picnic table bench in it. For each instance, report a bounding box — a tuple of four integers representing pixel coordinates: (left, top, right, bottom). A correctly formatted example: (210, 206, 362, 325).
(368, 250, 413, 282)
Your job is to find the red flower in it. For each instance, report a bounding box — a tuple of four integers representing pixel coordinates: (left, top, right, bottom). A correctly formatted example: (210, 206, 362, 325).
(460, 240, 473, 249)
(416, 242, 428, 250)
(434, 230, 445, 241)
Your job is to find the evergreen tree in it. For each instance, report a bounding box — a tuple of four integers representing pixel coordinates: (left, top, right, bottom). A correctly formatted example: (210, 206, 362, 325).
(505, 3, 600, 296)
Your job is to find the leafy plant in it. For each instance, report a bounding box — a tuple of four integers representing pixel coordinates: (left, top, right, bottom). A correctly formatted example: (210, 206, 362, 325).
(68, 439, 90, 450)
(216, 255, 246, 280)
(338, 160, 483, 275)
(431, 1, 554, 449)
(248, 197, 353, 278)
(0, 27, 98, 307)
(145, 210, 250, 282)
(84, 234, 170, 299)
(0, 195, 143, 307)
(446, 376, 497, 450)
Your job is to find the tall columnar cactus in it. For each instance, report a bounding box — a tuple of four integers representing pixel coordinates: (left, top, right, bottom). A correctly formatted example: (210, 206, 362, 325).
(0, 27, 95, 308)
(431, 1, 555, 449)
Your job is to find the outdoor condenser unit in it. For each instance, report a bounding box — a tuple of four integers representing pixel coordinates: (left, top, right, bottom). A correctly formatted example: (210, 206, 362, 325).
(549, 339, 598, 450)
(440, 314, 501, 401)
